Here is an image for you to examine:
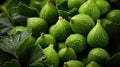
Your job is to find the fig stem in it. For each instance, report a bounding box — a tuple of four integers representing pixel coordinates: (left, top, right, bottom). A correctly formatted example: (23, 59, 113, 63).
(59, 16, 63, 20)
(65, 43, 70, 48)
(97, 19, 101, 25)
(64, 62, 68, 67)
(41, 32, 45, 37)
(49, 44, 54, 48)
(48, 0, 52, 3)
(68, 16, 72, 21)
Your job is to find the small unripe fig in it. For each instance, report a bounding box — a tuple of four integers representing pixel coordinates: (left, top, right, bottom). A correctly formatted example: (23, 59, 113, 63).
(78, 0, 100, 20)
(87, 19, 109, 48)
(86, 61, 101, 67)
(106, 9, 120, 24)
(35, 33, 56, 49)
(67, 0, 86, 9)
(43, 44, 59, 67)
(27, 17, 48, 37)
(65, 33, 87, 53)
(88, 48, 110, 63)
(58, 45, 77, 62)
(63, 60, 85, 67)
(39, 1, 58, 25)
(96, 0, 110, 15)
(70, 14, 95, 36)
(49, 16, 72, 41)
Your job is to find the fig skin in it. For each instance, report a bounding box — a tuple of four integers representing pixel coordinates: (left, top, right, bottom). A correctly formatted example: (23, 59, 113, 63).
(49, 16, 72, 42)
(106, 9, 120, 24)
(67, 0, 86, 9)
(58, 46, 77, 62)
(65, 33, 87, 53)
(39, 1, 58, 25)
(86, 61, 101, 67)
(96, 0, 110, 15)
(27, 17, 48, 37)
(43, 44, 59, 67)
(35, 33, 56, 49)
(63, 60, 85, 67)
(78, 0, 100, 20)
(87, 19, 109, 48)
(70, 14, 95, 36)
(88, 48, 110, 64)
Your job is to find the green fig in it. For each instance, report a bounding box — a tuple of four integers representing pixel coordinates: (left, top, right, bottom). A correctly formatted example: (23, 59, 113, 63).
(27, 17, 48, 37)
(70, 14, 95, 36)
(78, 0, 100, 20)
(63, 60, 85, 67)
(35, 33, 56, 48)
(87, 19, 109, 48)
(39, 0, 58, 25)
(65, 33, 87, 53)
(57, 42, 65, 51)
(49, 16, 72, 41)
(68, 0, 86, 9)
(88, 48, 110, 63)
(58, 45, 77, 62)
(86, 61, 101, 67)
(106, 9, 120, 24)
(96, 0, 110, 15)
(43, 44, 59, 67)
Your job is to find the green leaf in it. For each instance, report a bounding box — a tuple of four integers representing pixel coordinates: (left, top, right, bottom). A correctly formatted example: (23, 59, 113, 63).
(8, 7, 27, 26)
(29, 60, 53, 67)
(58, 10, 68, 19)
(30, 62, 45, 67)
(56, 0, 68, 10)
(2, 59, 21, 67)
(8, 2, 39, 26)
(20, 45, 45, 67)
(0, 30, 32, 58)
(4, 0, 30, 9)
(68, 8, 78, 16)
(58, 8, 78, 19)
(17, 2, 39, 17)
(0, 17, 13, 35)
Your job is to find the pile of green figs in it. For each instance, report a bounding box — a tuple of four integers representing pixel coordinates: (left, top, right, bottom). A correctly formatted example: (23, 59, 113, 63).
(3, 0, 120, 67)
